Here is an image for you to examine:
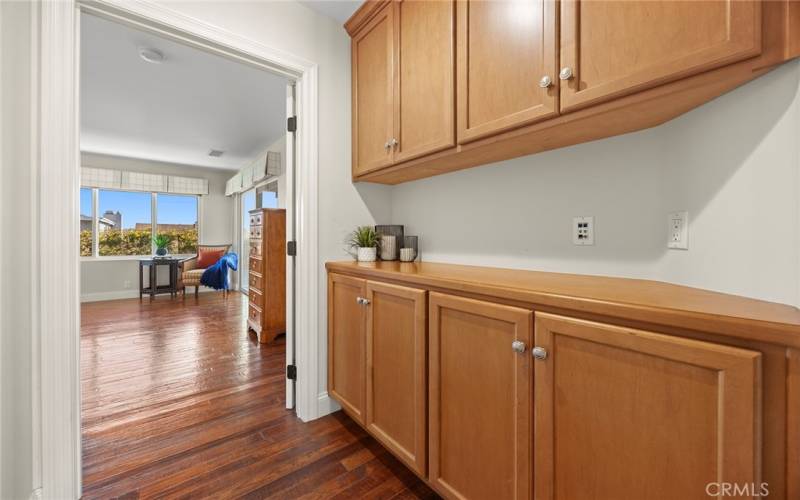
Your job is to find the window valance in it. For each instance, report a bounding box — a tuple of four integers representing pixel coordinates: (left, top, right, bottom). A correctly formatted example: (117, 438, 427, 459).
(225, 151, 281, 196)
(80, 167, 209, 195)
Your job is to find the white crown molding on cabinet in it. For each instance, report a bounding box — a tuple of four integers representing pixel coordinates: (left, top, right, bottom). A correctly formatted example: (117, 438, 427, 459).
(36, 0, 321, 496)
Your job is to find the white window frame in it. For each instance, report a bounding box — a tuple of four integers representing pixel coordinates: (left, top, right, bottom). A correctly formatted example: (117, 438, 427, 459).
(80, 187, 200, 260)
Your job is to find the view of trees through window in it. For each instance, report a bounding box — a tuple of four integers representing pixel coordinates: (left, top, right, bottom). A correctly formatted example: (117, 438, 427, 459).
(80, 188, 198, 257)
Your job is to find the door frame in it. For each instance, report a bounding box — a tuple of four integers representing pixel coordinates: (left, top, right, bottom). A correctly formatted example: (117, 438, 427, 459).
(35, 1, 320, 497)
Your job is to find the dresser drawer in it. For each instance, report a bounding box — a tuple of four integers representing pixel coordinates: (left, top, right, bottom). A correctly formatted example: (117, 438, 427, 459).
(249, 287, 263, 307)
(250, 240, 261, 257)
(249, 256, 262, 274)
(249, 212, 263, 226)
(250, 225, 262, 239)
(248, 304, 261, 326)
(249, 272, 263, 291)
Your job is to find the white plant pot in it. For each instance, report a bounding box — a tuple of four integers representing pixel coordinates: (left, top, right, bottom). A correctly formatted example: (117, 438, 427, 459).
(357, 247, 377, 262)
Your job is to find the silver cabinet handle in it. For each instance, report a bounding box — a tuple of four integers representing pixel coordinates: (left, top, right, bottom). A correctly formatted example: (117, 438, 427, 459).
(511, 340, 527, 353)
(532, 346, 548, 360)
(356, 297, 370, 306)
(559, 67, 573, 80)
(539, 75, 552, 88)
(390, 138, 398, 148)
(384, 141, 391, 150)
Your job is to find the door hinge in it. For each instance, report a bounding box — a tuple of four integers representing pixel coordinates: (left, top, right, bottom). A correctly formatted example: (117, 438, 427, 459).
(287, 116, 297, 133)
(287, 241, 297, 256)
(286, 364, 297, 380)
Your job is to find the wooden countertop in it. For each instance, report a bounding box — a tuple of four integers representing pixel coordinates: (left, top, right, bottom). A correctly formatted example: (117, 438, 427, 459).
(326, 260, 800, 348)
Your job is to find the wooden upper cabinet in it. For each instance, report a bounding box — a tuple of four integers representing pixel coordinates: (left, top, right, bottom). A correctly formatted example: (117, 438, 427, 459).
(365, 281, 427, 476)
(533, 313, 761, 500)
(457, 0, 558, 143)
(327, 274, 367, 424)
(393, 0, 455, 163)
(352, 5, 394, 175)
(560, 0, 763, 112)
(429, 292, 532, 500)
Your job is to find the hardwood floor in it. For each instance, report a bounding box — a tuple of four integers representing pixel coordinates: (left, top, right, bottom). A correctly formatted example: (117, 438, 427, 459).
(81, 292, 437, 499)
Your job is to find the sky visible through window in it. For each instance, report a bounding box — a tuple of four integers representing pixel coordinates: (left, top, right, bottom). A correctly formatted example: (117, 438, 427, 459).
(80, 190, 197, 228)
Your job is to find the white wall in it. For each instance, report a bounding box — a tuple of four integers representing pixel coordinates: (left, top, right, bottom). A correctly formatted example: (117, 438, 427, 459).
(0, 2, 35, 498)
(80, 153, 236, 301)
(391, 61, 800, 307)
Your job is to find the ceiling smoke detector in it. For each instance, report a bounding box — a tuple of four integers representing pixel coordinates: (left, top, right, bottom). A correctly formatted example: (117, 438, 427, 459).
(208, 149, 225, 158)
(138, 47, 165, 64)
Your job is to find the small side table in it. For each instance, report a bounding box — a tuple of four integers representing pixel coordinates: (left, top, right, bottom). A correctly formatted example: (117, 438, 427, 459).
(139, 258, 180, 299)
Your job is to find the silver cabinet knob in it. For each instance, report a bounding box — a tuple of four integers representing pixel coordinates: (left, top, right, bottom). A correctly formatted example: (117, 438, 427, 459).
(532, 346, 548, 360)
(559, 67, 573, 80)
(511, 340, 527, 353)
(390, 138, 398, 148)
(384, 141, 391, 150)
(356, 297, 370, 306)
(539, 75, 552, 88)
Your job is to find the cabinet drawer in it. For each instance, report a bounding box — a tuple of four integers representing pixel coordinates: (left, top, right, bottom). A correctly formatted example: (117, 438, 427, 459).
(249, 287, 262, 307)
(250, 240, 261, 258)
(249, 212, 263, 226)
(249, 272, 262, 291)
(250, 225, 262, 239)
(249, 256, 262, 274)
(248, 304, 261, 326)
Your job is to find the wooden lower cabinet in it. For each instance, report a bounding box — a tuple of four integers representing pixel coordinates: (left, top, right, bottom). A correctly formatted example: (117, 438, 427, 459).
(428, 292, 532, 500)
(327, 264, 782, 499)
(534, 313, 761, 500)
(328, 273, 428, 465)
(365, 281, 427, 475)
(328, 274, 367, 423)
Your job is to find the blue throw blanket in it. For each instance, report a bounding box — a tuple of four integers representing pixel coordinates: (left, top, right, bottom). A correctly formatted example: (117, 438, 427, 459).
(201, 252, 238, 290)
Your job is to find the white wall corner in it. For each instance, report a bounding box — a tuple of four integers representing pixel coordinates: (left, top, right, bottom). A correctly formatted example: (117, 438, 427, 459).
(317, 391, 340, 418)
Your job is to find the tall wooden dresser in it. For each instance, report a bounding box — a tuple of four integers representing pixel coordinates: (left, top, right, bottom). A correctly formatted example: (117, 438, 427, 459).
(247, 208, 286, 343)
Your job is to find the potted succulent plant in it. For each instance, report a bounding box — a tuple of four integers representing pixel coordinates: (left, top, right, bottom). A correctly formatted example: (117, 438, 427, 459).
(346, 226, 380, 262)
(153, 233, 172, 257)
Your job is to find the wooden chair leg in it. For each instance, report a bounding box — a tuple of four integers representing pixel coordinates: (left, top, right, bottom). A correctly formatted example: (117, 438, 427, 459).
(195, 286, 199, 297)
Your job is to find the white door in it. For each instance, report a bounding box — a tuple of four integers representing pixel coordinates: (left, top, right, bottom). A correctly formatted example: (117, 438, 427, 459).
(285, 83, 296, 409)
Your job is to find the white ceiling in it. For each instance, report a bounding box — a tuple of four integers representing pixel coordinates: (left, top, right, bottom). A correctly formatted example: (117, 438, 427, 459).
(80, 13, 289, 170)
(299, 1, 361, 24)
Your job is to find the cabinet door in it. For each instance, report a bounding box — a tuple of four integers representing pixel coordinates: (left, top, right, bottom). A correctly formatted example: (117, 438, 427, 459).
(560, 0, 762, 112)
(456, 0, 558, 144)
(393, 0, 455, 163)
(534, 313, 761, 500)
(352, 5, 394, 175)
(328, 274, 367, 424)
(365, 281, 427, 475)
(429, 293, 532, 500)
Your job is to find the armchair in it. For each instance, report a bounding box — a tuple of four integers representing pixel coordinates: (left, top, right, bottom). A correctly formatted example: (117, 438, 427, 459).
(178, 244, 231, 297)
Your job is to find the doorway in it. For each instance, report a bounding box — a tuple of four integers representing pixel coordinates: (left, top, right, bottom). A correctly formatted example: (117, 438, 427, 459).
(36, 1, 321, 495)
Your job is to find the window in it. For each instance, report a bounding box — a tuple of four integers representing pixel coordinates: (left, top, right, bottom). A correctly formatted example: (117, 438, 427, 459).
(156, 194, 198, 254)
(98, 190, 152, 256)
(80, 188, 201, 258)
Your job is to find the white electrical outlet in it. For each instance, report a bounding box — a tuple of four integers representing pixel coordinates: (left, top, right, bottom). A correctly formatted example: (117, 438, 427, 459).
(124, 280, 132, 289)
(572, 216, 594, 245)
(667, 211, 688, 250)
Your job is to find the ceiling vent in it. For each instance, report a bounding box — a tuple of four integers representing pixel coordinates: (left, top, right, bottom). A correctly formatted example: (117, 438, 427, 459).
(208, 149, 225, 158)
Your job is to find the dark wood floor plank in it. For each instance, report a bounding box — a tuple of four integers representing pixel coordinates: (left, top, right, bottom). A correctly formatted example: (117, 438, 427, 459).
(81, 293, 437, 499)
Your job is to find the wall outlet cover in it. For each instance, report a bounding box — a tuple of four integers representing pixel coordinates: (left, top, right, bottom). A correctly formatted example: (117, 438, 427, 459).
(573, 216, 595, 246)
(667, 211, 689, 250)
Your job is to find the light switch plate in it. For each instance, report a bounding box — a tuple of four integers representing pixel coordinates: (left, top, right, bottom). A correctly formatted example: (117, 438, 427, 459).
(667, 211, 688, 250)
(573, 216, 595, 245)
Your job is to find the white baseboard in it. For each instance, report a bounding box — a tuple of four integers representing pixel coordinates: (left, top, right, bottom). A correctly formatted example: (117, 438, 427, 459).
(317, 391, 340, 418)
(80, 286, 219, 303)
